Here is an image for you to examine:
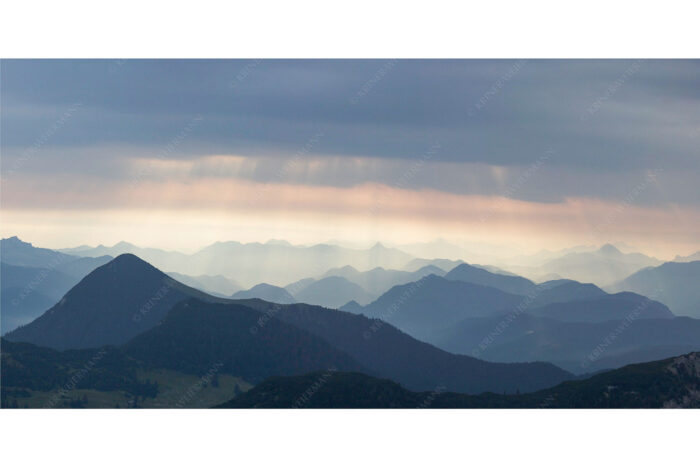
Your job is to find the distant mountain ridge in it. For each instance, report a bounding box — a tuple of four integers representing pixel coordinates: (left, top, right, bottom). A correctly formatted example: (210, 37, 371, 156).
(281, 264, 446, 308)
(445, 263, 536, 295)
(1, 263, 77, 334)
(1, 236, 112, 275)
(58, 239, 416, 287)
(344, 263, 685, 372)
(231, 283, 296, 304)
(674, 251, 700, 262)
(536, 244, 662, 285)
(1, 237, 113, 333)
(293, 276, 374, 308)
(609, 261, 700, 318)
(352, 274, 525, 341)
(434, 312, 699, 374)
(235, 299, 572, 394)
(166, 272, 242, 297)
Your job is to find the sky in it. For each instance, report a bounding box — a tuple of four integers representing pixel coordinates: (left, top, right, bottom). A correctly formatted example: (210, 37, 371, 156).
(1, 59, 699, 258)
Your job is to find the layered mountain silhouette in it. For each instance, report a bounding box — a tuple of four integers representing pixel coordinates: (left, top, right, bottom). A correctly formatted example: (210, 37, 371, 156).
(231, 283, 296, 303)
(529, 279, 608, 306)
(2, 298, 367, 407)
(220, 352, 700, 408)
(280, 264, 446, 308)
(1, 237, 113, 333)
(536, 244, 662, 285)
(235, 299, 571, 394)
(60, 239, 415, 287)
(673, 251, 700, 262)
(318, 264, 446, 297)
(5, 237, 699, 409)
(59, 241, 190, 272)
(124, 299, 366, 381)
(403, 258, 464, 272)
(444, 263, 536, 295)
(2, 236, 111, 274)
(166, 272, 242, 297)
(343, 264, 690, 371)
(1, 263, 78, 334)
(526, 292, 673, 323)
(5, 253, 572, 395)
(5, 254, 224, 349)
(293, 276, 374, 308)
(347, 274, 526, 341)
(609, 261, 700, 318)
(434, 313, 699, 373)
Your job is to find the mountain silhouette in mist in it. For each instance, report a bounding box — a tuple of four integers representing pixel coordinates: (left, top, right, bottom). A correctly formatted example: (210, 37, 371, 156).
(530, 279, 607, 306)
(1, 263, 78, 335)
(166, 271, 242, 297)
(673, 251, 700, 262)
(1, 237, 114, 333)
(539, 244, 662, 285)
(5, 252, 572, 396)
(527, 292, 673, 323)
(609, 261, 700, 318)
(444, 263, 536, 295)
(5, 254, 224, 349)
(231, 283, 296, 303)
(403, 258, 464, 272)
(323, 264, 446, 297)
(65, 240, 416, 286)
(293, 276, 374, 308)
(237, 299, 571, 394)
(351, 274, 525, 341)
(434, 311, 699, 373)
(1, 236, 112, 277)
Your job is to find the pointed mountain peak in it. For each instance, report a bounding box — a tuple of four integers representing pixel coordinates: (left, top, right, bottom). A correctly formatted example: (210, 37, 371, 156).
(109, 253, 154, 266)
(334, 265, 360, 275)
(421, 273, 445, 283)
(2, 235, 30, 245)
(448, 263, 478, 273)
(598, 244, 622, 255)
(4, 252, 207, 350)
(416, 264, 445, 274)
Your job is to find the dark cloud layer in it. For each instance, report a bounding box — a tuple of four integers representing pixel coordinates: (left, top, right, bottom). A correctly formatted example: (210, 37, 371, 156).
(2, 59, 699, 205)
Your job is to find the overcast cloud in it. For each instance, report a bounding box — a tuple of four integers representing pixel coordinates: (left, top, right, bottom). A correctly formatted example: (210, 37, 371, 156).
(1, 60, 698, 254)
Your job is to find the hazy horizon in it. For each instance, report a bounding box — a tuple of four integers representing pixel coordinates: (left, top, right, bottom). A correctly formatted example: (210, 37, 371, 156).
(3, 233, 694, 263)
(2, 60, 699, 259)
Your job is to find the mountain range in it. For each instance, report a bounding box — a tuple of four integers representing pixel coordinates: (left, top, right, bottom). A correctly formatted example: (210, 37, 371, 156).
(532, 244, 662, 285)
(231, 283, 296, 304)
(1, 237, 113, 334)
(230, 264, 446, 308)
(608, 261, 700, 318)
(220, 352, 700, 408)
(3, 254, 572, 397)
(674, 251, 700, 262)
(3, 236, 699, 408)
(57, 239, 415, 287)
(344, 263, 697, 373)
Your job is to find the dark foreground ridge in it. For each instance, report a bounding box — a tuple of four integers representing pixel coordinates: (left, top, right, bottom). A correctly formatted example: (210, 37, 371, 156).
(219, 352, 700, 408)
